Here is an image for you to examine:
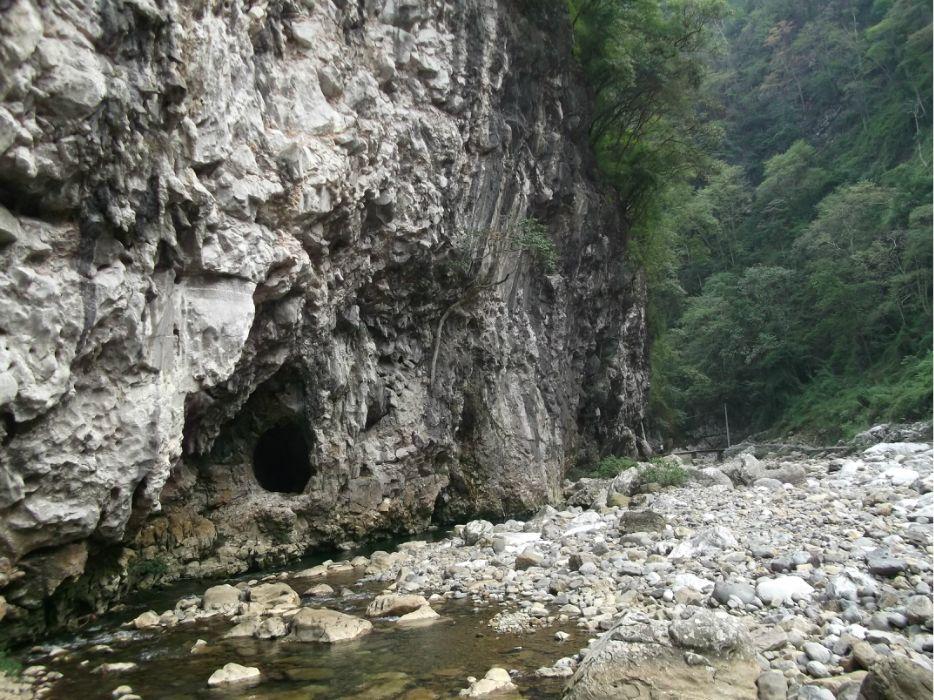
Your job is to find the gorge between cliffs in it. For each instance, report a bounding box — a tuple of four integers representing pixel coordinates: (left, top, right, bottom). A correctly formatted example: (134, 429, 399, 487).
(0, 1, 932, 699)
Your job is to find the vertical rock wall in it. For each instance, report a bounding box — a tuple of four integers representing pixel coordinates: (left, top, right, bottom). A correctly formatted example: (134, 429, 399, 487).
(0, 0, 648, 634)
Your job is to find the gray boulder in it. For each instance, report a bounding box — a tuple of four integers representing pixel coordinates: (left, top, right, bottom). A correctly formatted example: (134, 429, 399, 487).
(711, 581, 756, 606)
(865, 549, 908, 578)
(289, 608, 372, 643)
(756, 670, 787, 700)
(858, 655, 933, 700)
(248, 583, 300, 608)
(202, 584, 241, 614)
(565, 615, 757, 700)
(462, 520, 494, 546)
(668, 611, 751, 654)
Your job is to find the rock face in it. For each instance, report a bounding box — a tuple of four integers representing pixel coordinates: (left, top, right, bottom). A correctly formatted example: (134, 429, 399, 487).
(0, 0, 648, 634)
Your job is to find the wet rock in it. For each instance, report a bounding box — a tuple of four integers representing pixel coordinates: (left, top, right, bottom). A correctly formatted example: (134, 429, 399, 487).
(459, 667, 515, 697)
(130, 611, 160, 629)
(295, 564, 329, 579)
(256, 616, 288, 639)
(207, 663, 261, 687)
(536, 663, 574, 678)
(202, 585, 241, 614)
(397, 605, 440, 625)
(224, 617, 261, 638)
(248, 582, 300, 608)
(305, 583, 334, 597)
(93, 662, 138, 675)
(366, 593, 430, 618)
(290, 608, 372, 642)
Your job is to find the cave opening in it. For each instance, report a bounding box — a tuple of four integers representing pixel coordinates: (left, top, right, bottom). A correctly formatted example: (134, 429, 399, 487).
(252, 421, 311, 494)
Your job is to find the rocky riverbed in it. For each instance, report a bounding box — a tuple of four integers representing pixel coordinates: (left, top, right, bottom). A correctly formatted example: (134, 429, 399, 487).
(9, 439, 933, 699)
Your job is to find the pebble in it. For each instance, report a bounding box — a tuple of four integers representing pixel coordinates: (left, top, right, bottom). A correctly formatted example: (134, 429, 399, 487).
(48, 438, 934, 698)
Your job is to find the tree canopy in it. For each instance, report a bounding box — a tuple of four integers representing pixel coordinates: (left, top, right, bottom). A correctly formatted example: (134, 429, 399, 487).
(569, 0, 932, 442)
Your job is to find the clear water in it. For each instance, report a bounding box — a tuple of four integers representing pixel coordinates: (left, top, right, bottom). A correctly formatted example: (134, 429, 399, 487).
(33, 551, 583, 699)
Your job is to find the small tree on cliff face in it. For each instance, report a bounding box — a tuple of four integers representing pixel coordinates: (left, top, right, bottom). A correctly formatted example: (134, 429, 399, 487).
(429, 218, 557, 391)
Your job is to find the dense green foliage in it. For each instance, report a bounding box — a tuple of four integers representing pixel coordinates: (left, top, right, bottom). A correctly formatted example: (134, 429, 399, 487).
(592, 454, 639, 478)
(580, 453, 686, 487)
(639, 458, 688, 487)
(572, 0, 932, 442)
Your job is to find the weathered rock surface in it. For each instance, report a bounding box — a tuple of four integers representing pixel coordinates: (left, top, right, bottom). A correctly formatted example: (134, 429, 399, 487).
(858, 655, 933, 699)
(397, 604, 440, 625)
(206, 663, 261, 688)
(0, 0, 648, 635)
(289, 607, 372, 643)
(202, 584, 240, 614)
(366, 593, 429, 618)
(459, 667, 516, 697)
(247, 582, 300, 609)
(564, 613, 758, 699)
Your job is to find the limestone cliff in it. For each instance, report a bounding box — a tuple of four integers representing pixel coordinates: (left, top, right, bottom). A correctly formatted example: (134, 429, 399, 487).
(0, 0, 648, 634)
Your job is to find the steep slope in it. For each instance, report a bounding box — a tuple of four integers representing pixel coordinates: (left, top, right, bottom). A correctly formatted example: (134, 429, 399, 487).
(0, 0, 647, 635)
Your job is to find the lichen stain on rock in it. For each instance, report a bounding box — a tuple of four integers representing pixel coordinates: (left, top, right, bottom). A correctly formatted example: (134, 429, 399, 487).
(0, 0, 648, 635)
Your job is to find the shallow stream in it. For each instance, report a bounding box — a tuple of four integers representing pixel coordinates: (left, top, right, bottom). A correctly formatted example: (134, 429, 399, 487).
(31, 547, 584, 699)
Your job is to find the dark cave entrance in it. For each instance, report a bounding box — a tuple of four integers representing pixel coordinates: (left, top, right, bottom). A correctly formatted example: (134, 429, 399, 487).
(252, 421, 311, 494)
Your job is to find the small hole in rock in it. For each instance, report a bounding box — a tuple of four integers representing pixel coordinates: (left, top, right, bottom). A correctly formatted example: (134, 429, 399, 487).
(252, 421, 311, 494)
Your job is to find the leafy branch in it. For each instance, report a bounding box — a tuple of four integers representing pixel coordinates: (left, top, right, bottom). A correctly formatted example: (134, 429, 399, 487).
(429, 218, 558, 391)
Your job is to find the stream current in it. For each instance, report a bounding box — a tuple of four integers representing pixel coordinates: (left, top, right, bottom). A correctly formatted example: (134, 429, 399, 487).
(28, 541, 583, 699)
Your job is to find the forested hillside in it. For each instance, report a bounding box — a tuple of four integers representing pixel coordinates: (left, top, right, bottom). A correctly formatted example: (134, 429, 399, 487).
(571, 0, 933, 444)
